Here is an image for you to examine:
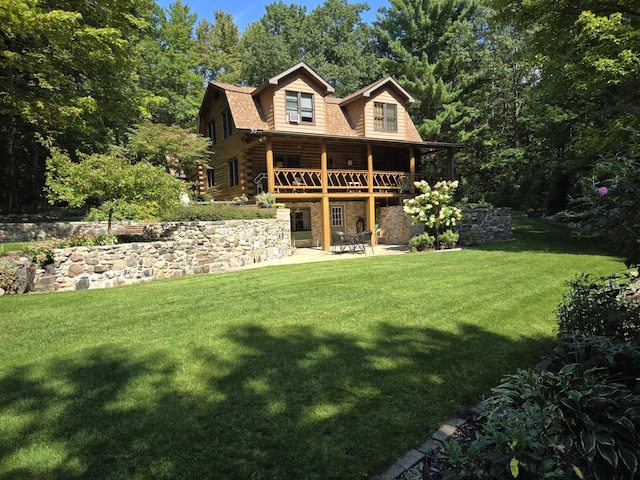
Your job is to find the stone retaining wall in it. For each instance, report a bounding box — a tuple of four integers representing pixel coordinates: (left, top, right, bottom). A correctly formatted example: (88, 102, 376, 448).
(456, 207, 513, 244)
(379, 206, 512, 245)
(29, 214, 291, 293)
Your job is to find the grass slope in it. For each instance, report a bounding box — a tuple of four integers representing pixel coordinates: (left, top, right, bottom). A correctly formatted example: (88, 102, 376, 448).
(0, 215, 624, 479)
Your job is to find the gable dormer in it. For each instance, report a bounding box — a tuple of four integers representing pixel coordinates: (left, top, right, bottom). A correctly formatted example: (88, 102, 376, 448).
(340, 77, 415, 140)
(252, 62, 335, 134)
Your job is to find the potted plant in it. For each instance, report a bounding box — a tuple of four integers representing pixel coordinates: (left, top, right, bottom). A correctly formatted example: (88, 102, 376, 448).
(233, 194, 248, 205)
(256, 192, 276, 207)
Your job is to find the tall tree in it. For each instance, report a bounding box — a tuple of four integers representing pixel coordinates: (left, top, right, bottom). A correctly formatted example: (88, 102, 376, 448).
(238, 2, 307, 85)
(238, 0, 382, 93)
(195, 11, 242, 84)
(138, 0, 204, 128)
(490, 0, 640, 209)
(374, 0, 481, 140)
(0, 0, 154, 212)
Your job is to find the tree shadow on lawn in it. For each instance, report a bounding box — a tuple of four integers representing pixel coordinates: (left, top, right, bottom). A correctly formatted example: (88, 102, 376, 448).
(0, 323, 553, 480)
(476, 214, 617, 258)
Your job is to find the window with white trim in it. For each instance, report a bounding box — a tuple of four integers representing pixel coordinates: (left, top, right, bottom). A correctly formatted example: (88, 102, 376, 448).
(285, 91, 314, 123)
(373, 102, 397, 132)
(206, 168, 215, 188)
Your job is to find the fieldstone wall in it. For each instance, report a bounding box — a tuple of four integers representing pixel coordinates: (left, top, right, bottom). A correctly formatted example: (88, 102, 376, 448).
(378, 206, 512, 245)
(24, 213, 291, 293)
(456, 207, 513, 244)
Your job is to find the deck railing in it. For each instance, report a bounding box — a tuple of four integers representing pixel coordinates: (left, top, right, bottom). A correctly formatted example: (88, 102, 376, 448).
(271, 169, 447, 194)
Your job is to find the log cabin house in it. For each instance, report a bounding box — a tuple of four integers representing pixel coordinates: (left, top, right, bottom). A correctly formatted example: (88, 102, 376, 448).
(196, 62, 461, 250)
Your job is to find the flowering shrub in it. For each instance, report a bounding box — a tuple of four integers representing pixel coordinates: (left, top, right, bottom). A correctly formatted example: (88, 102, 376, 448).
(22, 234, 118, 269)
(404, 180, 463, 249)
(563, 126, 640, 267)
(23, 241, 57, 268)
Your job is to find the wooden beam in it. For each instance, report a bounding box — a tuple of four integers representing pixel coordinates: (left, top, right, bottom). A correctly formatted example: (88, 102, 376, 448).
(321, 195, 331, 251)
(266, 137, 275, 193)
(366, 196, 376, 245)
(409, 147, 416, 194)
(367, 143, 373, 194)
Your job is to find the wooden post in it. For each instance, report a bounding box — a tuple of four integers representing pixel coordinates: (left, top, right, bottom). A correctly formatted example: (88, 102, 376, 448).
(321, 196, 331, 251)
(409, 147, 416, 194)
(266, 137, 275, 193)
(367, 196, 376, 245)
(320, 140, 331, 251)
(367, 143, 373, 193)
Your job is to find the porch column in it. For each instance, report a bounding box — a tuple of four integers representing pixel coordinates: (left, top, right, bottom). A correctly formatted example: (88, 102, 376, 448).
(367, 143, 373, 193)
(320, 140, 331, 251)
(409, 147, 416, 194)
(321, 139, 328, 194)
(321, 196, 331, 251)
(366, 196, 376, 245)
(266, 137, 275, 193)
(448, 147, 455, 181)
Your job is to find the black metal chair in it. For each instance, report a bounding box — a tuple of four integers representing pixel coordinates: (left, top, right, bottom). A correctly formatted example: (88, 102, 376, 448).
(331, 231, 348, 254)
(353, 230, 374, 254)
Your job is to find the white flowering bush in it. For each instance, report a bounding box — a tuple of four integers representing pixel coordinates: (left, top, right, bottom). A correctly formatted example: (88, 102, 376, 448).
(404, 180, 462, 249)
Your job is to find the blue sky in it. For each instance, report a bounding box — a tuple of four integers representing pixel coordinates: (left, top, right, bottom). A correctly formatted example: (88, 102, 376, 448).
(156, 0, 388, 31)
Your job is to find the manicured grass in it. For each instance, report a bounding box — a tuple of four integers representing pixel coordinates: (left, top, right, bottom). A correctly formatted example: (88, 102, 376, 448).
(0, 215, 625, 479)
(0, 242, 29, 254)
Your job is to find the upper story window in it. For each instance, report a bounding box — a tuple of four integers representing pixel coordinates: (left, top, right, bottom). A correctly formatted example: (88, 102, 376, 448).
(374, 102, 397, 132)
(285, 91, 314, 124)
(222, 109, 233, 138)
(207, 119, 217, 145)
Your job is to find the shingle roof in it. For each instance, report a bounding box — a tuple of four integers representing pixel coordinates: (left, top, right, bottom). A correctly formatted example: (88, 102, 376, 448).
(205, 72, 421, 142)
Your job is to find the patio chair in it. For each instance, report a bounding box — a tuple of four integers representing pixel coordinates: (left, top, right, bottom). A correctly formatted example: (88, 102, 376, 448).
(353, 230, 374, 254)
(331, 231, 348, 254)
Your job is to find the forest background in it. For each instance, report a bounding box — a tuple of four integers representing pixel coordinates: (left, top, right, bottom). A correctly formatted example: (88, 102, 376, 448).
(1, 0, 639, 223)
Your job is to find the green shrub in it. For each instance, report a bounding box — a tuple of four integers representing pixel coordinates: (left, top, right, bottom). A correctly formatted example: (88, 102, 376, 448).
(84, 201, 152, 221)
(22, 241, 57, 268)
(439, 229, 459, 249)
(555, 272, 640, 340)
(160, 204, 276, 222)
(22, 234, 119, 268)
(0, 261, 18, 292)
(409, 232, 435, 251)
(441, 365, 640, 480)
(555, 334, 640, 390)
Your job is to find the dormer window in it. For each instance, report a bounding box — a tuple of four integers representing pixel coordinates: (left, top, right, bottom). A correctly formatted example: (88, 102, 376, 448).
(286, 91, 314, 124)
(374, 102, 397, 132)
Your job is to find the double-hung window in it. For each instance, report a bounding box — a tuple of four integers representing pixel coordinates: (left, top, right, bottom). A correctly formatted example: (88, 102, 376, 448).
(222, 109, 233, 138)
(228, 159, 238, 187)
(207, 119, 217, 145)
(373, 102, 398, 132)
(285, 91, 314, 124)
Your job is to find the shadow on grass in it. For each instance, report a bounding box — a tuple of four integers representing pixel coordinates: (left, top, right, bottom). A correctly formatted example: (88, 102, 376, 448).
(475, 214, 617, 257)
(0, 322, 552, 480)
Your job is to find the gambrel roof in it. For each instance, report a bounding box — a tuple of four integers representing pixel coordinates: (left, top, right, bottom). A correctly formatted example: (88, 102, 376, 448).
(199, 63, 426, 143)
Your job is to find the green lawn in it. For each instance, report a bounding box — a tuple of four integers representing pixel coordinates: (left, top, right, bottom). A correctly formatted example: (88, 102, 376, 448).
(0, 215, 625, 479)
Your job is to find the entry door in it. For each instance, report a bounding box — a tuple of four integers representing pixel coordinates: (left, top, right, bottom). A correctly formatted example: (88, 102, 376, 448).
(330, 204, 345, 234)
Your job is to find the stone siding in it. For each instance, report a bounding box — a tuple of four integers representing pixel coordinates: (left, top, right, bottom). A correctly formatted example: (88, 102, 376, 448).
(378, 206, 512, 245)
(15, 213, 291, 293)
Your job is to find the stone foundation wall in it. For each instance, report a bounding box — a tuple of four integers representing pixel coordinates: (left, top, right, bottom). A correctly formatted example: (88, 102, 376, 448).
(19, 213, 291, 293)
(378, 206, 512, 245)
